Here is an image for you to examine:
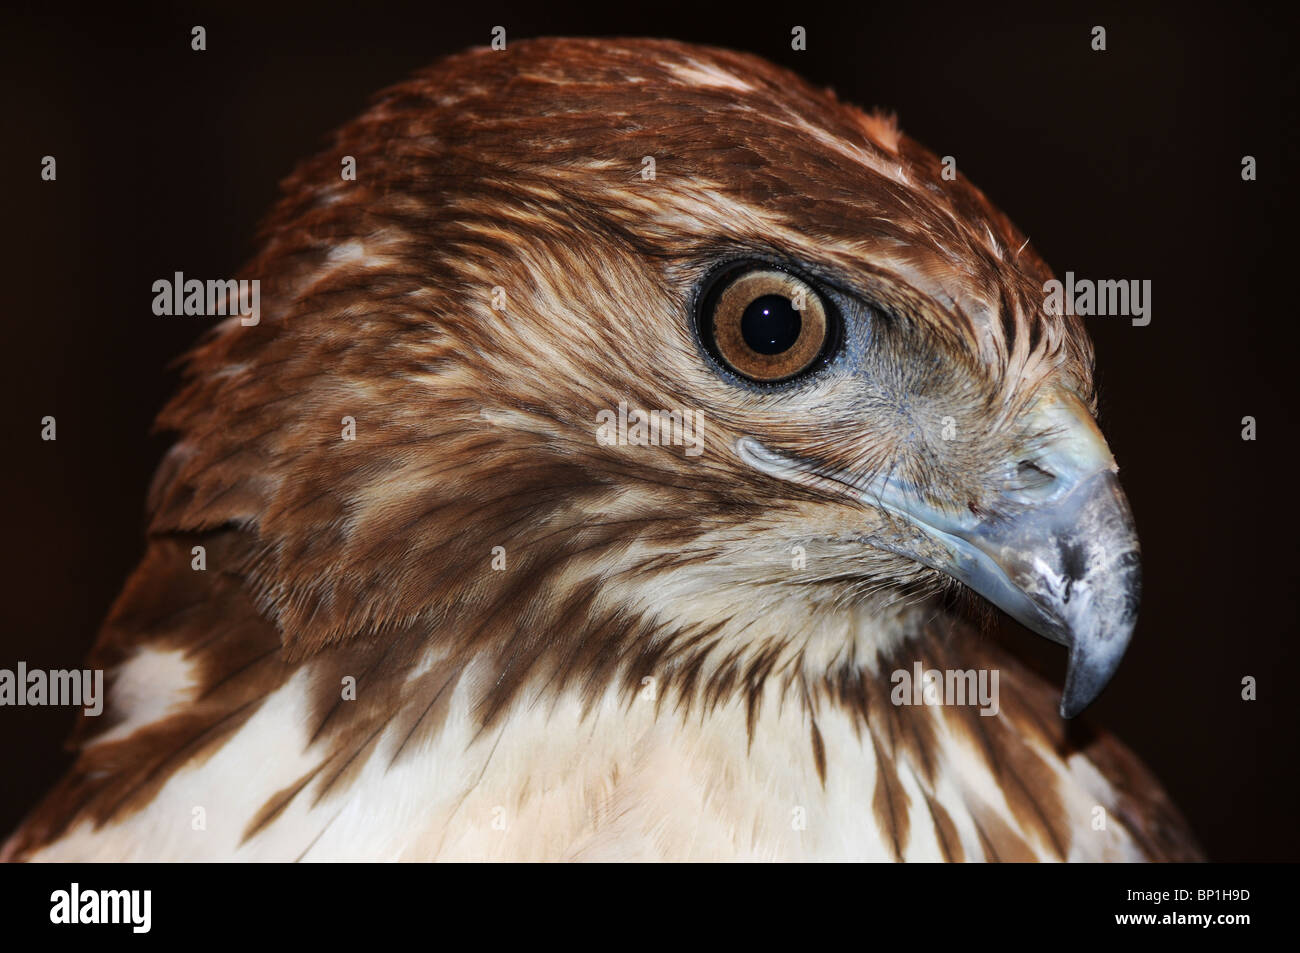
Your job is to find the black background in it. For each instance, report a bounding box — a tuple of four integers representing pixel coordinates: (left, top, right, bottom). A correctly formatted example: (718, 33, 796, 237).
(0, 0, 1294, 861)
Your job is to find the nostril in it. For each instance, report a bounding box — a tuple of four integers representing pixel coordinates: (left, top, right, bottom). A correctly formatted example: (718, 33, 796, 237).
(1015, 460, 1056, 490)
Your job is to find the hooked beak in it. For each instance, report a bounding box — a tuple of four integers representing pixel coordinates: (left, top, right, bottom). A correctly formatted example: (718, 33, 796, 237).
(738, 389, 1141, 718)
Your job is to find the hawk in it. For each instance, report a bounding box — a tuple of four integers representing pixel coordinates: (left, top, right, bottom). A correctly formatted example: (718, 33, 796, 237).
(5, 37, 1200, 861)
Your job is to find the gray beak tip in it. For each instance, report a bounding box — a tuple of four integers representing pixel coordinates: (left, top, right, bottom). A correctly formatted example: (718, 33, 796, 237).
(1059, 658, 1117, 720)
(1057, 591, 1139, 719)
(1059, 667, 1099, 719)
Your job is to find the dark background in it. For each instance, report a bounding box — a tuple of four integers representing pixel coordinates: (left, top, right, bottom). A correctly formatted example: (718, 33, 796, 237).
(1, 1, 1294, 861)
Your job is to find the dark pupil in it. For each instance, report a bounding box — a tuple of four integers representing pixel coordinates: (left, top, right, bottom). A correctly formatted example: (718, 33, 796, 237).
(740, 294, 802, 354)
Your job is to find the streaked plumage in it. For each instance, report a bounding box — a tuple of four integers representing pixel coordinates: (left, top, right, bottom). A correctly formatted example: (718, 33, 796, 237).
(4, 38, 1199, 862)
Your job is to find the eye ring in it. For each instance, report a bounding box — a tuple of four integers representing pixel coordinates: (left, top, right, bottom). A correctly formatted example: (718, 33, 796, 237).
(697, 264, 840, 384)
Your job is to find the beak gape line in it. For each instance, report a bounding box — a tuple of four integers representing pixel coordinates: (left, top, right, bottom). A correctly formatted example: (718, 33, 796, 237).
(738, 390, 1141, 718)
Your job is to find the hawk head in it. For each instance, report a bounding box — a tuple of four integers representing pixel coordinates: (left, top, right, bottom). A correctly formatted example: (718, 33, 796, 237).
(154, 37, 1137, 733)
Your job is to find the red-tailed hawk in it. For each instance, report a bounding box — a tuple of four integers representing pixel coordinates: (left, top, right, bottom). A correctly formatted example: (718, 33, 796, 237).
(4, 37, 1199, 861)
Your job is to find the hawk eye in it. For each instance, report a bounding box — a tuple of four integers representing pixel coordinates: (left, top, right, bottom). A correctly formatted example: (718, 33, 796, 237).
(699, 266, 837, 383)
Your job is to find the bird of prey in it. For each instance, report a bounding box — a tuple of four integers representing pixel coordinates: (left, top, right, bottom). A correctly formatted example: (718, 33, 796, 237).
(5, 37, 1199, 862)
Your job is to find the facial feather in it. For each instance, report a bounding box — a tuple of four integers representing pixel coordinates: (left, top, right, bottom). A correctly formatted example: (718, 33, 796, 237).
(149, 38, 1090, 667)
